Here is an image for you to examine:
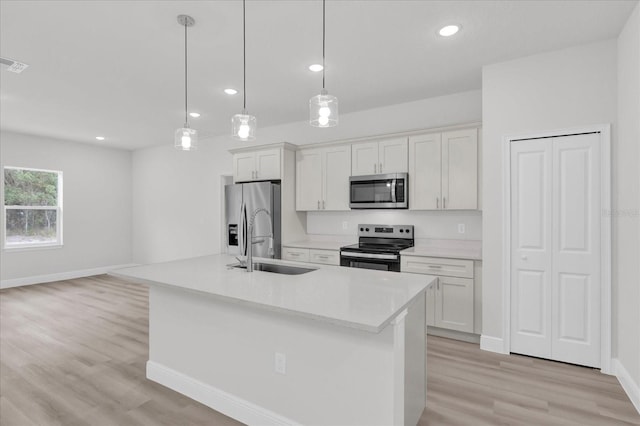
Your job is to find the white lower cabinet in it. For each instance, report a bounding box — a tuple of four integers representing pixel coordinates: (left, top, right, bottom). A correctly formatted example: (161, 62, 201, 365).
(282, 246, 340, 266)
(282, 247, 310, 262)
(401, 256, 475, 333)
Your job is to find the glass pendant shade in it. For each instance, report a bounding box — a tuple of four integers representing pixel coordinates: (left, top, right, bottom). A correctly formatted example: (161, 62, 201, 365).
(175, 127, 198, 151)
(232, 111, 256, 141)
(309, 89, 338, 127)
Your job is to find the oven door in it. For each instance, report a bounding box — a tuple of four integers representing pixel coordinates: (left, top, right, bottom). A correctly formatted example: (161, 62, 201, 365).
(349, 173, 407, 209)
(340, 251, 401, 272)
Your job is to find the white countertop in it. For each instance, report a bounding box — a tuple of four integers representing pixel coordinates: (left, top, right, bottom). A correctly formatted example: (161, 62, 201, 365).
(283, 240, 353, 251)
(401, 239, 482, 260)
(111, 254, 433, 333)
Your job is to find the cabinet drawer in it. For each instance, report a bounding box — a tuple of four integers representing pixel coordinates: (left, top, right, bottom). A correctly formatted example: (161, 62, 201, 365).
(309, 249, 340, 266)
(401, 256, 473, 278)
(282, 247, 309, 262)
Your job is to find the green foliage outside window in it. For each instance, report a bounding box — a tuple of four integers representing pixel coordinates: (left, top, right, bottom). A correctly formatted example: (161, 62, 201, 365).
(4, 168, 60, 244)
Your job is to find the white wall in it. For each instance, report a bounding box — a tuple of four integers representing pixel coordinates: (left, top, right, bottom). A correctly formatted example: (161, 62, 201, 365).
(0, 131, 132, 285)
(616, 1, 640, 401)
(132, 90, 482, 264)
(306, 210, 482, 242)
(481, 40, 617, 343)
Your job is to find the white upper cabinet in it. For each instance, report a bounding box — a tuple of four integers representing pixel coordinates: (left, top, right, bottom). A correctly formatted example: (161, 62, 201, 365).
(409, 128, 478, 210)
(295, 149, 323, 211)
(351, 137, 408, 176)
(408, 133, 442, 210)
(296, 145, 351, 211)
(233, 148, 281, 182)
(442, 129, 478, 210)
(323, 145, 351, 210)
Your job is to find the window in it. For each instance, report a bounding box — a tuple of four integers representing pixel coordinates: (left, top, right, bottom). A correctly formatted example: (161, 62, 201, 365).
(3, 167, 63, 249)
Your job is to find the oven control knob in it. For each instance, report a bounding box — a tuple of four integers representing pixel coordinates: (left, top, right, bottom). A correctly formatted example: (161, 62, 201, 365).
(406, 228, 410, 233)
(365, 228, 370, 232)
(360, 227, 364, 231)
(399, 229, 404, 233)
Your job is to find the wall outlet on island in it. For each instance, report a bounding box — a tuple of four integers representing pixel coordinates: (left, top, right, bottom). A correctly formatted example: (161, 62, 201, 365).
(342, 221, 348, 230)
(458, 223, 466, 234)
(275, 352, 286, 375)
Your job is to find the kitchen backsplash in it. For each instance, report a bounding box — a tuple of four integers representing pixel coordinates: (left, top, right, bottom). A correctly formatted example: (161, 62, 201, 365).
(306, 210, 482, 241)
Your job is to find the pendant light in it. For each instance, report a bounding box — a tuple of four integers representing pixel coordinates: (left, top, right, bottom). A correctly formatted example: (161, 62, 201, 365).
(174, 15, 198, 151)
(232, 0, 256, 141)
(309, 0, 338, 128)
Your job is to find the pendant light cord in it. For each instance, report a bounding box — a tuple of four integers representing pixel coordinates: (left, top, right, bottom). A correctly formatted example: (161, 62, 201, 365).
(184, 21, 189, 126)
(322, 0, 326, 90)
(243, 0, 247, 111)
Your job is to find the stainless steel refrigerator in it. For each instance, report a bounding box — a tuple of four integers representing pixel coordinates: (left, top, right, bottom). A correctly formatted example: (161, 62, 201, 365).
(225, 181, 281, 259)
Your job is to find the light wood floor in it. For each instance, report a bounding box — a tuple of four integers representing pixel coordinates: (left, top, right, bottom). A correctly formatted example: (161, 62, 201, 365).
(1, 275, 638, 426)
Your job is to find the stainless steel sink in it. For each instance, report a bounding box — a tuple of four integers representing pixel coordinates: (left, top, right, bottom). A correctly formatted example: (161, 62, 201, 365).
(228, 262, 316, 275)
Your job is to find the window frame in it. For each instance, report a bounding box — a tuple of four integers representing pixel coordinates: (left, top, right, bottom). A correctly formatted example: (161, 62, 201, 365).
(3, 166, 64, 250)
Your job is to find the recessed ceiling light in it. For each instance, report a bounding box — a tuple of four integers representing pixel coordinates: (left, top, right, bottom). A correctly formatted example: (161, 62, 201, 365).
(189, 112, 201, 118)
(308, 64, 323, 72)
(438, 25, 460, 37)
(95, 136, 105, 141)
(224, 88, 238, 95)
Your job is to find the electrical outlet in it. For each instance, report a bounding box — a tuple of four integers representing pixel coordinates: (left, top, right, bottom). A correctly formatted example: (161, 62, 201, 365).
(342, 221, 348, 230)
(458, 223, 466, 234)
(275, 352, 286, 375)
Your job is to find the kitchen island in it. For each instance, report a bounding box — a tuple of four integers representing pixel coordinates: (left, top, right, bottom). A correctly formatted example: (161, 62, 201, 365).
(111, 254, 434, 426)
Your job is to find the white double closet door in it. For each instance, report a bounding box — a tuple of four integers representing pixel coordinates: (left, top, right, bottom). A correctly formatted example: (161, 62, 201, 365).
(510, 133, 601, 368)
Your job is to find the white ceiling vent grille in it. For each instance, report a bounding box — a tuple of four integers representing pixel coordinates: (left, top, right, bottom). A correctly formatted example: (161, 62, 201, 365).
(1, 57, 29, 73)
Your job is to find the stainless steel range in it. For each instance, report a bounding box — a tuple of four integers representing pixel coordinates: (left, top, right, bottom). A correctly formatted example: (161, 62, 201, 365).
(340, 224, 414, 272)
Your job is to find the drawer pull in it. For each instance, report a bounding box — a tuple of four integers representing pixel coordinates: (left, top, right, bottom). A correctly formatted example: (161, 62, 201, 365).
(317, 255, 329, 259)
(429, 265, 443, 268)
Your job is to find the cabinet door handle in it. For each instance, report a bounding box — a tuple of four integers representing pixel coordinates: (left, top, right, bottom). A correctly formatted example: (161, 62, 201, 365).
(443, 197, 446, 209)
(437, 278, 440, 291)
(379, 162, 383, 173)
(436, 197, 439, 209)
(255, 170, 259, 179)
(374, 163, 377, 174)
(322, 200, 325, 209)
(317, 200, 320, 210)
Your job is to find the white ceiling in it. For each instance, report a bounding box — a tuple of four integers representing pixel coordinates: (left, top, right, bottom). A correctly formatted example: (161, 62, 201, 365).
(0, 0, 636, 150)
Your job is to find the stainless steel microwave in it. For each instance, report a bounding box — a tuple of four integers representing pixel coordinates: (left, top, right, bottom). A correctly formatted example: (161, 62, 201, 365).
(349, 173, 408, 209)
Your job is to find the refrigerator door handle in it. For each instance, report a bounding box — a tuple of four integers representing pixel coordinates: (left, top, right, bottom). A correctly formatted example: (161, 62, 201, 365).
(238, 202, 246, 256)
(242, 202, 248, 256)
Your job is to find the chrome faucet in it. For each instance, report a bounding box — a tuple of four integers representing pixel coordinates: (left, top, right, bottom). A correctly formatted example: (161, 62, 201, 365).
(246, 208, 273, 272)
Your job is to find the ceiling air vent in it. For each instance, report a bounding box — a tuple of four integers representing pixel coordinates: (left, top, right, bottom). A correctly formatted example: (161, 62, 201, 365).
(0, 57, 29, 74)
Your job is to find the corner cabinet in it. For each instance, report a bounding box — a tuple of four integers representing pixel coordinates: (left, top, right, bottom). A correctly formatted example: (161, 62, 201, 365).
(296, 145, 351, 211)
(233, 148, 281, 182)
(401, 256, 475, 333)
(351, 137, 408, 176)
(409, 128, 478, 210)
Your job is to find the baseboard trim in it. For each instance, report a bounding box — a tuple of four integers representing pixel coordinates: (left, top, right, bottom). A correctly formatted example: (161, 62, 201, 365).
(427, 327, 480, 344)
(0, 263, 138, 289)
(612, 358, 640, 415)
(480, 335, 508, 354)
(146, 361, 300, 426)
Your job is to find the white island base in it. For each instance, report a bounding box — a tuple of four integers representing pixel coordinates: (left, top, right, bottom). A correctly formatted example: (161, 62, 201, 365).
(113, 255, 430, 426)
(148, 285, 425, 426)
